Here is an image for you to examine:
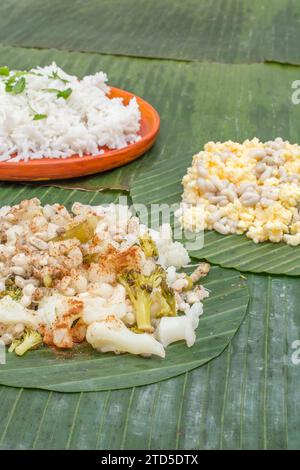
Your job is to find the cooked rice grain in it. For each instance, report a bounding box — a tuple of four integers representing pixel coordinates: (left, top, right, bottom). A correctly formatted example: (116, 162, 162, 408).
(0, 63, 141, 161)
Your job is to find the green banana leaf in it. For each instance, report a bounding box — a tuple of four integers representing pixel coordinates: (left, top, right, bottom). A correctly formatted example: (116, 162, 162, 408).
(189, 232, 300, 276)
(0, 263, 249, 392)
(0, 0, 298, 452)
(0, 273, 297, 449)
(0, 184, 249, 392)
(0, 0, 299, 64)
(0, 182, 123, 208)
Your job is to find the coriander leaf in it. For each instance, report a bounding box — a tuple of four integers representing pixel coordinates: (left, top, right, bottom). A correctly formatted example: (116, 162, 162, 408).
(50, 71, 69, 84)
(29, 71, 43, 77)
(5, 82, 13, 92)
(43, 87, 72, 99)
(27, 100, 36, 115)
(57, 87, 72, 100)
(27, 99, 47, 120)
(4, 71, 27, 91)
(10, 76, 26, 94)
(5, 75, 16, 92)
(0, 66, 9, 76)
(42, 87, 60, 93)
(13, 71, 27, 77)
(33, 114, 47, 121)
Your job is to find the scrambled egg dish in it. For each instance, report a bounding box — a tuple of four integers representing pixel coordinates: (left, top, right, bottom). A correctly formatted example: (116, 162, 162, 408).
(178, 138, 300, 245)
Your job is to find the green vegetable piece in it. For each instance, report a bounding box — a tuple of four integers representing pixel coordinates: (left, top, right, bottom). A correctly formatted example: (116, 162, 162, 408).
(33, 114, 47, 121)
(43, 87, 72, 100)
(0, 66, 9, 76)
(42, 87, 59, 93)
(5, 80, 13, 92)
(53, 215, 98, 243)
(139, 232, 158, 258)
(13, 71, 27, 78)
(8, 338, 22, 353)
(0, 289, 22, 301)
(119, 272, 153, 332)
(0, 278, 22, 301)
(57, 87, 72, 100)
(118, 268, 168, 332)
(158, 279, 176, 317)
(7, 76, 26, 94)
(50, 70, 69, 84)
(14, 329, 43, 356)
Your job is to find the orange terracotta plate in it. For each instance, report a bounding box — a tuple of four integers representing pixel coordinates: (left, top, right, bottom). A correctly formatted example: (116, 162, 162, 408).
(0, 87, 160, 181)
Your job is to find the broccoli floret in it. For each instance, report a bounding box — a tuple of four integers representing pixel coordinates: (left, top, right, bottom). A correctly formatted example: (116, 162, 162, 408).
(139, 232, 158, 258)
(53, 215, 98, 243)
(148, 267, 176, 317)
(158, 279, 176, 317)
(147, 266, 166, 288)
(8, 338, 22, 353)
(0, 288, 22, 301)
(119, 268, 176, 330)
(118, 270, 159, 332)
(14, 329, 43, 356)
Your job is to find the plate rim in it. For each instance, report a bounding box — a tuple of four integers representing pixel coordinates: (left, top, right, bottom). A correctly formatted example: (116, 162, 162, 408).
(0, 86, 160, 180)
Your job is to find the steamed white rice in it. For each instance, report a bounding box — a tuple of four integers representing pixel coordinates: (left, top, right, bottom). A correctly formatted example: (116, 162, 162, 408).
(0, 63, 141, 162)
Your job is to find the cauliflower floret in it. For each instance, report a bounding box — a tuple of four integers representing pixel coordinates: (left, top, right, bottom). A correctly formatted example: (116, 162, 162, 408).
(155, 314, 196, 347)
(37, 294, 84, 348)
(155, 224, 190, 268)
(139, 223, 190, 268)
(155, 299, 204, 348)
(110, 284, 126, 303)
(80, 295, 127, 324)
(36, 294, 66, 326)
(95, 204, 132, 237)
(0, 296, 38, 329)
(86, 316, 165, 357)
(37, 294, 83, 324)
(87, 282, 114, 298)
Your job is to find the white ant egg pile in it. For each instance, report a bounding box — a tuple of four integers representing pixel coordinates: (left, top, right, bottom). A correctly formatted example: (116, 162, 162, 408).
(178, 138, 300, 245)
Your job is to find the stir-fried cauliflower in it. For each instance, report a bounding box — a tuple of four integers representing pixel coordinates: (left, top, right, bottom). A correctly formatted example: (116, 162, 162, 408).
(0, 198, 210, 357)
